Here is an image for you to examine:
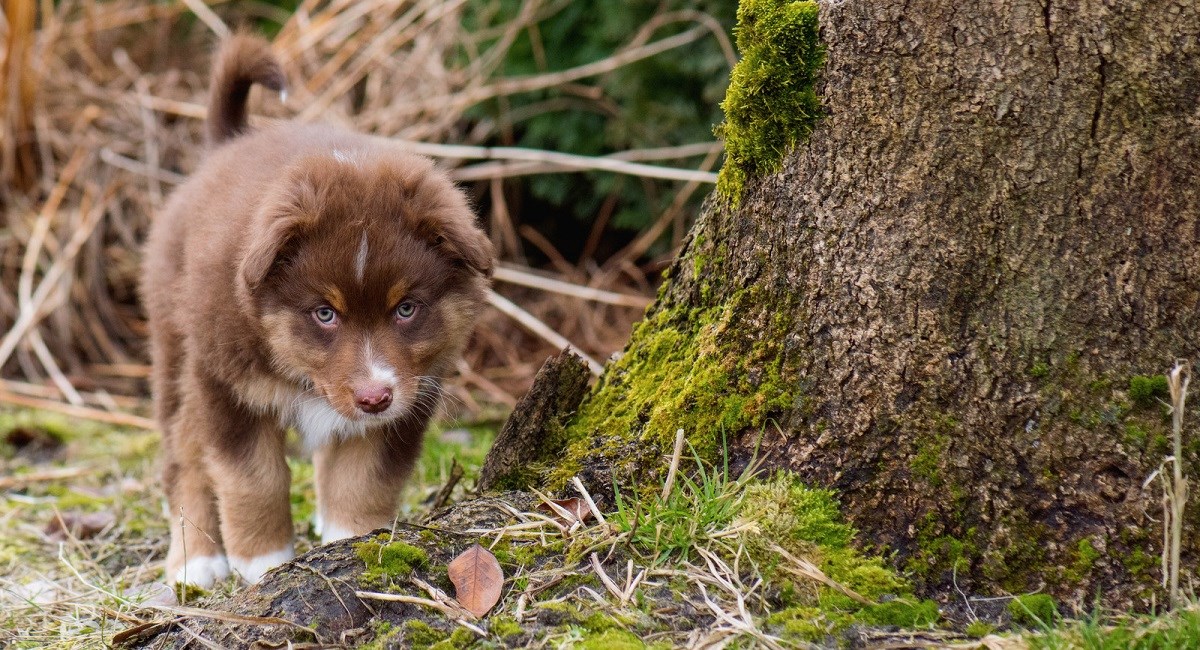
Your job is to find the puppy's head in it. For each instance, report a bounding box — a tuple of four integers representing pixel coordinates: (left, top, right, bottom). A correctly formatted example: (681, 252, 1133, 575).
(239, 148, 492, 424)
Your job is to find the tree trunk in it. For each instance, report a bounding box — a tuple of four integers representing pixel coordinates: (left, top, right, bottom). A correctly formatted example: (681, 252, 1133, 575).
(531, 0, 1200, 607)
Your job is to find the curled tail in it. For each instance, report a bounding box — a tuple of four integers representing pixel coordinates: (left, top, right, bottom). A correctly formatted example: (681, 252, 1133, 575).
(207, 34, 286, 146)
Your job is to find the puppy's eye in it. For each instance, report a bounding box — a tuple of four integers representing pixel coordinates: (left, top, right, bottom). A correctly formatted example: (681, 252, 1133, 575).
(395, 301, 418, 320)
(313, 306, 339, 326)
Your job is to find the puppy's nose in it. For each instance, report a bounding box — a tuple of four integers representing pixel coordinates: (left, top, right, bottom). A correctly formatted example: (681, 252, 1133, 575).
(354, 385, 393, 414)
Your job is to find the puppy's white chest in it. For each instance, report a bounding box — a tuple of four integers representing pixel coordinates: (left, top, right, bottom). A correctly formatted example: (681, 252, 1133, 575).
(290, 399, 367, 450)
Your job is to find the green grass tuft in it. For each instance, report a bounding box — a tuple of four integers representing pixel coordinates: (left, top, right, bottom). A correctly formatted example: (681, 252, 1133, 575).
(1009, 594, 1059, 628)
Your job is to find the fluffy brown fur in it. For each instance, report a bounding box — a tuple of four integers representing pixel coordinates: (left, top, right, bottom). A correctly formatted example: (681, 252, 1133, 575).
(141, 34, 493, 587)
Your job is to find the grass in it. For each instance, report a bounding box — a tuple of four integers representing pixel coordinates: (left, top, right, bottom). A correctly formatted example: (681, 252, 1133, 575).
(4, 407, 1199, 649)
(0, 407, 496, 649)
(608, 435, 756, 566)
(1023, 602, 1200, 649)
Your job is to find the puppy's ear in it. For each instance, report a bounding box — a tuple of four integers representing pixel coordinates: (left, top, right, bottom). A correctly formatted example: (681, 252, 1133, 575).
(239, 171, 320, 294)
(430, 214, 495, 277)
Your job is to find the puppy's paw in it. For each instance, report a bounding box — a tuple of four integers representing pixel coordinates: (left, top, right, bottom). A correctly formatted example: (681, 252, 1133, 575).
(230, 546, 294, 584)
(318, 516, 356, 545)
(171, 554, 230, 589)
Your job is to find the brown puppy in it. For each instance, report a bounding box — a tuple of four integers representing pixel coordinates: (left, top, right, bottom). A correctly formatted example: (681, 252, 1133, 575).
(141, 35, 493, 587)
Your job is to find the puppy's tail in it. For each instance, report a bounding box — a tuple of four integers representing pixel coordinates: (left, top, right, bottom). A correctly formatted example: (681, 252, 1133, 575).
(207, 33, 286, 146)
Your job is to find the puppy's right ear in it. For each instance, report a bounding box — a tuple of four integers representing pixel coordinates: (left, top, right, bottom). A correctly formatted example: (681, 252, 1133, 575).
(239, 172, 320, 296)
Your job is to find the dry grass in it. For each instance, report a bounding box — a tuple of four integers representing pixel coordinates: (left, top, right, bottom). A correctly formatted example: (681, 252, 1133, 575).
(0, 406, 496, 648)
(0, 0, 729, 422)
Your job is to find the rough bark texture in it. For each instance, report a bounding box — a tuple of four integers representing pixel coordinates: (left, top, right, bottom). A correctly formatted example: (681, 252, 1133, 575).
(545, 0, 1200, 607)
(476, 350, 590, 492)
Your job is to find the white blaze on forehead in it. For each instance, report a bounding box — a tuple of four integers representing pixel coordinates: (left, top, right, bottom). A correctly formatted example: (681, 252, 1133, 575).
(363, 340, 398, 384)
(355, 232, 369, 284)
(331, 148, 361, 167)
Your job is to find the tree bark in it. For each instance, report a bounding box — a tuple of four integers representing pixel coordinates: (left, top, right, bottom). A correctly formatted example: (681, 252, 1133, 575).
(537, 0, 1200, 607)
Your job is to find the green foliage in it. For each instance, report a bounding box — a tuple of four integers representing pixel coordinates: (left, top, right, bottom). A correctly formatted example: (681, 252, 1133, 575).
(715, 0, 824, 203)
(1009, 594, 1059, 628)
(608, 441, 754, 565)
(461, 0, 737, 239)
(1130, 375, 1169, 407)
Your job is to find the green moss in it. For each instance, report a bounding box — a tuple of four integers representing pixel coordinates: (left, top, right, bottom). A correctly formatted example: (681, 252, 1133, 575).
(769, 606, 845, 642)
(549, 291, 797, 489)
(427, 628, 472, 647)
(1130, 375, 1169, 406)
(740, 473, 937, 633)
(856, 599, 940, 628)
(360, 620, 403, 650)
(577, 628, 645, 650)
(1124, 548, 1157, 581)
(1124, 423, 1149, 448)
(910, 433, 949, 486)
(1065, 537, 1101, 582)
(715, 0, 825, 204)
(966, 620, 995, 638)
(355, 535, 429, 585)
(1030, 361, 1050, 378)
(489, 615, 522, 638)
(1008, 594, 1058, 628)
(405, 618, 451, 647)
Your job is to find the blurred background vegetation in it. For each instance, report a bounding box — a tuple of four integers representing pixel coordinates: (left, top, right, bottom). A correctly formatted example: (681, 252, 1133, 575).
(0, 0, 737, 421)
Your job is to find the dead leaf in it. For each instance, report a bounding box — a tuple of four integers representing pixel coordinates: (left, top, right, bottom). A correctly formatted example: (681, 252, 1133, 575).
(447, 544, 503, 617)
(536, 497, 591, 524)
(44, 510, 116, 541)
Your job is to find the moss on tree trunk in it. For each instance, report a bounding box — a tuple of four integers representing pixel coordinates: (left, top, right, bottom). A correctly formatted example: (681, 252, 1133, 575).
(527, 0, 1200, 608)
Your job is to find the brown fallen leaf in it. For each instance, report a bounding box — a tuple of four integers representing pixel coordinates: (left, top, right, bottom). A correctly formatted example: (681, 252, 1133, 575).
(447, 544, 503, 618)
(44, 510, 116, 541)
(536, 497, 591, 524)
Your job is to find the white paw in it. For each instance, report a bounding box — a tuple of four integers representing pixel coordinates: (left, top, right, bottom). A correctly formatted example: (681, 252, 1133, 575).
(312, 511, 324, 537)
(320, 519, 356, 545)
(172, 555, 230, 588)
(230, 546, 294, 584)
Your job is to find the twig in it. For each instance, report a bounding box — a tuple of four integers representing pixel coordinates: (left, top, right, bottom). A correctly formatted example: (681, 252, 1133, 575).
(1165, 361, 1190, 609)
(0, 466, 89, 490)
(486, 291, 603, 375)
(493, 265, 650, 308)
(0, 388, 155, 430)
(428, 458, 465, 512)
(570, 476, 607, 526)
(662, 428, 686, 502)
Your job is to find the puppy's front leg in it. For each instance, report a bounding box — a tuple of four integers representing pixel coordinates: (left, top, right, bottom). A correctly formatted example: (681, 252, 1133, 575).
(195, 385, 294, 584)
(313, 423, 423, 544)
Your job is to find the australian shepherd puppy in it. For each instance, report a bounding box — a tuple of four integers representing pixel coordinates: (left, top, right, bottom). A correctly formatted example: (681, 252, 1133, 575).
(141, 35, 493, 587)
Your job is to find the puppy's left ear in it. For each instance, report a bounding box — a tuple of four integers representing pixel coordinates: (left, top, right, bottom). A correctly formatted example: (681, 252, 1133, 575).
(429, 212, 495, 278)
(239, 168, 320, 297)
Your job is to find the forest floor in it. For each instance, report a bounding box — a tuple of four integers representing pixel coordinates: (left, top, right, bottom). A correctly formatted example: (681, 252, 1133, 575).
(1, 407, 1198, 649)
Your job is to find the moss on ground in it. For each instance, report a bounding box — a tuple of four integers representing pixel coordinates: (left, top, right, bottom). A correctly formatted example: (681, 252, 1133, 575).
(355, 535, 430, 585)
(715, 0, 825, 203)
(740, 474, 940, 643)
